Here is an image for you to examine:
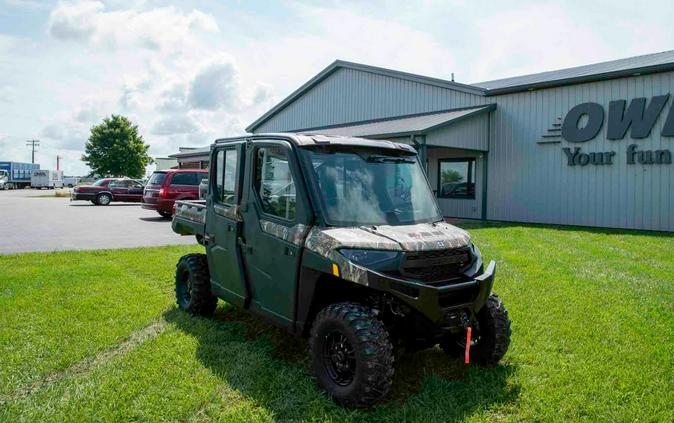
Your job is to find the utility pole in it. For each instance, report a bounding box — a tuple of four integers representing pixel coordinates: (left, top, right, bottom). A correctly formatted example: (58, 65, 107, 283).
(26, 139, 40, 164)
(56, 155, 63, 171)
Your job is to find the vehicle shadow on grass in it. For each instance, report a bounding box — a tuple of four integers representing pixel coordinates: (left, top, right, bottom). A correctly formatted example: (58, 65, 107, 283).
(164, 306, 519, 421)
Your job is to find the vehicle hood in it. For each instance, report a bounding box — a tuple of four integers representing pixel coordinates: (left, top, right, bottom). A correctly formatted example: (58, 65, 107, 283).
(305, 221, 470, 257)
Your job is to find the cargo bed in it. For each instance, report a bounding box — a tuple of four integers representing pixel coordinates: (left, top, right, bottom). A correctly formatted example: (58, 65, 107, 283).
(172, 200, 207, 237)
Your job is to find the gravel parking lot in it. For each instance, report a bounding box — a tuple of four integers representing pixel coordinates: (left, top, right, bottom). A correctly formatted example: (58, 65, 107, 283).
(0, 188, 196, 254)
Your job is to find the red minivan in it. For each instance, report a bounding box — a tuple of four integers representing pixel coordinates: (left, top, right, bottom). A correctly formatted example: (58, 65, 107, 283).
(141, 169, 208, 218)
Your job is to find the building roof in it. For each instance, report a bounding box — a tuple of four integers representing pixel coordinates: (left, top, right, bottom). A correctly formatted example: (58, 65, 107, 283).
(245, 60, 486, 132)
(247, 50, 674, 132)
(473, 50, 674, 94)
(169, 146, 211, 159)
(301, 105, 495, 138)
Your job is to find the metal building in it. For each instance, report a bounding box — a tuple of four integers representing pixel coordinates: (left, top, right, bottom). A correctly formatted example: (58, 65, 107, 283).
(241, 50, 674, 232)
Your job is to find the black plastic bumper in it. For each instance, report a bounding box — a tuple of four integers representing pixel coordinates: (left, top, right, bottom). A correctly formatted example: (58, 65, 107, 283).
(367, 260, 496, 323)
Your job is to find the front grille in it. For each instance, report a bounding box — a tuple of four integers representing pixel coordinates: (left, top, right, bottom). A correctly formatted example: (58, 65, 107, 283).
(400, 247, 471, 283)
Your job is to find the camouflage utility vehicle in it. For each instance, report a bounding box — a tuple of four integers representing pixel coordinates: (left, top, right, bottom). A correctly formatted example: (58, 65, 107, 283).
(172, 133, 511, 407)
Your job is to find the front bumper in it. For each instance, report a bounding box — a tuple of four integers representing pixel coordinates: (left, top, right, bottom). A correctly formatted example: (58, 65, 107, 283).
(141, 198, 171, 212)
(366, 260, 496, 323)
(70, 192, 96, 201)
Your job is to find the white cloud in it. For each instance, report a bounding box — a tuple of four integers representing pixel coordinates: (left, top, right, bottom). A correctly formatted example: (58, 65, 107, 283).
(0, 86, 15, 103)
(47, 1, 219, 52)
(157, 84, 189, 113)
(151, 115, 200, 135)
(188, 59, 240, 111)
(47, 1, 102, 42)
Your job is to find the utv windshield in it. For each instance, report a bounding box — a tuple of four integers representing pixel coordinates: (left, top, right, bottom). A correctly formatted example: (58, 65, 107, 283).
(304, 147, 442, 226)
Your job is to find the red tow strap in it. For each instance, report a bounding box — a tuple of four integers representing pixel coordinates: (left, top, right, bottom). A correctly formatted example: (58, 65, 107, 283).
(464, 326, 472, 364)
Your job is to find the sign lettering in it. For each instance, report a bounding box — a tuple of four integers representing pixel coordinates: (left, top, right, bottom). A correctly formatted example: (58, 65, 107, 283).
(541, 94, 673, 166)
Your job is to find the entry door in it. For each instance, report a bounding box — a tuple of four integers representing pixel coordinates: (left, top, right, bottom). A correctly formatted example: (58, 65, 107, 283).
(205, 145, 247, 307)
(240, 141, 306, 326)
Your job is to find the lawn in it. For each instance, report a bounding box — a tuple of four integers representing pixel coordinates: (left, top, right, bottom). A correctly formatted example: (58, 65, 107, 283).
(0, 224, 672, 422)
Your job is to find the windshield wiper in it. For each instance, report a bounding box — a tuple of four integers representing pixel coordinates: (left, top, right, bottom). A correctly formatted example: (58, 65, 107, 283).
(366, 155, 415, 163)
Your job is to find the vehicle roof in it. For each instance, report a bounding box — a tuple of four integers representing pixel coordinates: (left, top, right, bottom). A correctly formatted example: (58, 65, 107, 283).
(214, 133, 417, 153)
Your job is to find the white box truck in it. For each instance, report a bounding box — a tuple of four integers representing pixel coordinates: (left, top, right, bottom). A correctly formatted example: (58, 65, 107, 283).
(63, 176, 81, 188)
(31, 170, 64, 189)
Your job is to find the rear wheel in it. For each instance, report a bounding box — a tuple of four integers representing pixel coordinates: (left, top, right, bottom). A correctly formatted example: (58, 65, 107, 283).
(440, 294, 511, 366)
(309, 302, 394, 408)
(158, 210, 172, 219)
(96, 193, 112, 206)
(175, 254, 217, 316)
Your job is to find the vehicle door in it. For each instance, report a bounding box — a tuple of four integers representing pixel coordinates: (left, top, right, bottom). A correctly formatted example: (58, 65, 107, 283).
(127, 180, 145, 201)
(205, 144, 248, 307)
(240, 140, 311, 327)
(108, 180, 130, 200)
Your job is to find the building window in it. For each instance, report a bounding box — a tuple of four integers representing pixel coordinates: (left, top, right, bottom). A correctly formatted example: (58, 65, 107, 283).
(254, 146, 296, 220)
(438, 158, 476, 199)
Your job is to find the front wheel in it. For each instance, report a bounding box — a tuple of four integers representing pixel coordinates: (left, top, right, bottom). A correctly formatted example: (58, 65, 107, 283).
(96, 193, 112, 206)
(440, 294, 511, 366)
(158, 210, 172, 219)
(175, 254, 217, 316)
(309, 302, 394, 408)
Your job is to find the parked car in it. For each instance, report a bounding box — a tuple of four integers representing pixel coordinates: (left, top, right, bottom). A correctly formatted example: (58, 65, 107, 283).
(70, 178, 145, 205)
(141, 169, 207, 218)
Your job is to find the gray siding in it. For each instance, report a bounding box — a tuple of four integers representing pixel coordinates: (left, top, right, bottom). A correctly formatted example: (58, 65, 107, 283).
(427, 148, 484, 219)
(487, 71, 674, 231)
(251, 64, 674, 231)
(255, 68, 486, 132)
(425, 114, 490, 151)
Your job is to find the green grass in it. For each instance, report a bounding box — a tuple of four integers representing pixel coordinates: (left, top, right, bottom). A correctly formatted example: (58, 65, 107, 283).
(0, 225, 672, 422)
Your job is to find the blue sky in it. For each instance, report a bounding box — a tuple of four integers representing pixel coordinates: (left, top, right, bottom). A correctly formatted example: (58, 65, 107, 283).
(1, 0, 674, 175)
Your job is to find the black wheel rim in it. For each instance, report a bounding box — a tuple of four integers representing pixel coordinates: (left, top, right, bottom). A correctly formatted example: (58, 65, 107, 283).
(176, 269, 192, 308)
(321, 331, 356, 386)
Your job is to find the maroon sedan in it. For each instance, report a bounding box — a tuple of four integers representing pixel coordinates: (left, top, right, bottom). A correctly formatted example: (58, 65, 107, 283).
(141, 169, 207, 218)
(70, 178, 145, 205)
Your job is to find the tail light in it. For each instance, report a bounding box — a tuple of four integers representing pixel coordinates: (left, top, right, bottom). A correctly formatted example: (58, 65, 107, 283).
(159, 187, 167, 198)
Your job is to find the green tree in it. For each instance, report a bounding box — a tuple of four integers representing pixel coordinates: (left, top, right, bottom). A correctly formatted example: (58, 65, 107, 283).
(82, 115, 153, 178)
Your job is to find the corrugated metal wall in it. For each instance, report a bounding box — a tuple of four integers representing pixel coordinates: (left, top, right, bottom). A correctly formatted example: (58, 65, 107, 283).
(487, 72, 674, 231)
(426, 115, 490, 151)
(255, 68, 486, 132)
(252, 65, 674, 231)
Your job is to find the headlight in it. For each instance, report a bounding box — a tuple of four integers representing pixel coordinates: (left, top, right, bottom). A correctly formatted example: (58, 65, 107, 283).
(465, 241, 483, 276)
(339, 249, 400, 269)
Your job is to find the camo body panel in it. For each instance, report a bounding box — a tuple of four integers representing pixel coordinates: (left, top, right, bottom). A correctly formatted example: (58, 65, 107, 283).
(214, 204, 241, 222)
(304, 221, 471, 286)
(372, 221, 470, 250)
(260, 220, 309, 246)
(174, 201, 206, 224)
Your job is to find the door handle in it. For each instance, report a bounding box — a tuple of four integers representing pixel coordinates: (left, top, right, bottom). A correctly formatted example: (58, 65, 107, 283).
(237, 237, 253, 255)
(284, 246, 294, 256)
(203, 233, 215, 244)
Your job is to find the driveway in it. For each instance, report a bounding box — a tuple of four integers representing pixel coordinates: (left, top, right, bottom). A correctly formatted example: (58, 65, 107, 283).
(0, 188, 196, 254)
